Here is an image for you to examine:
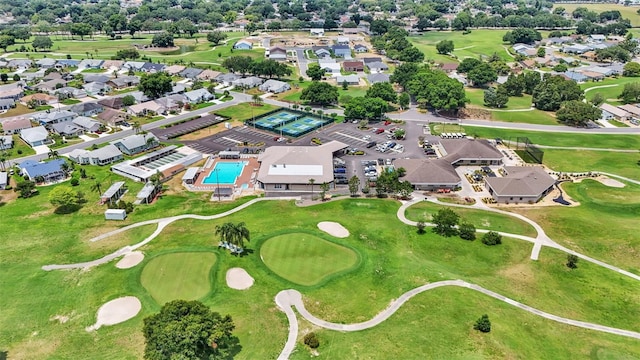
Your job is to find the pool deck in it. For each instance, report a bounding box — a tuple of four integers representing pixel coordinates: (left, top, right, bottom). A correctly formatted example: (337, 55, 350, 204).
(189, 157, 260, 193)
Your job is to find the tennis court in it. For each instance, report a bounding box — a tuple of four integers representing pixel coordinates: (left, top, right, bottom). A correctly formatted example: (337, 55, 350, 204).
(248, 109, 334, 138)
(252, 110, 298, 129)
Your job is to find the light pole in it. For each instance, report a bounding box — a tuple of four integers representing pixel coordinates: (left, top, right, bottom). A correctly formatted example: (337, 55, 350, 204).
(215, 168, 221, 202)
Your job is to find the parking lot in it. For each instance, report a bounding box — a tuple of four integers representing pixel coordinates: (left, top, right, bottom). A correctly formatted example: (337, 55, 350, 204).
(180, 126, 281, 154)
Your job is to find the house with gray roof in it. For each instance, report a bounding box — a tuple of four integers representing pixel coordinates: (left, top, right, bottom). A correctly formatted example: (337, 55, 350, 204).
(562, 71, 588, 83)
(335, 74, 360, 85)
(36, 58, 57, 69)
(233, 40, 253, 50)
(0, 135, 13, 150)
(0, 98, 14, 110)
(216, 73, 241, 86)
(258, 79, 291, 93)
(34, 78, 67, 92)
(72, 116, 101, 132)
(562, 44, 590, 54)
(155, 94, 185, 113)
(179, 67, 203, 79)
(34, 110, 76, 126)
(354, 44, 368, 53)
(367, 73, 390, 84)
(168, 83, 186, 95)
(332, 45, 351, 58)
(55, 87, 87, 99)
(20, 126, 50, 147)
(485, 166, 555, 204)
(67, 144, 123, 166)
(141, 62, 165, 73)
(83, 74, 110, 84)
(56, 59, 80, 68)
(184, 88, 214, 103)
(70, 102, 103, 117)
(78, 59, 104, 69)
(231, 76, 264, 89)
(83, 82, 111, 96)
(51, 122, 84, 137)
(110, 133, 159, 155)
(393, 158, 461, 191)
(600, 103, 631, 121)
(123, 61, 145, 71)
(97, 108, 130, 126)
(366, 61, 389, 72)
(107, 76, 140, 89)
(8, 59, 33, 69)
(439, 138, 503, 166)
(268, 47, 288, 61)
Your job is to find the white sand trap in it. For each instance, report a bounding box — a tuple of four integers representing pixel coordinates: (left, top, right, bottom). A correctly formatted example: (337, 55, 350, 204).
(115, 251, 144, 269)
(85, 296, 141, 332)
(317, 221, 349, 238)
(226, 268, 254, 290)
(597, 178, 625, 188)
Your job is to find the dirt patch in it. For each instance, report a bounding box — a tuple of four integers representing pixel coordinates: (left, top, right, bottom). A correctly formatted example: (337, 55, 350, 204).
(115, 251, 144, 269)
(177, 120, 244, 141)
(226, 267, 255, 290)
(459, 107, 492, 120)
(50, 314, 70, 324)
(595, 177, 625, 188)
(498, 263, 536, 288)
(317, 221, 350, 238)
(86, 296, 142, 332)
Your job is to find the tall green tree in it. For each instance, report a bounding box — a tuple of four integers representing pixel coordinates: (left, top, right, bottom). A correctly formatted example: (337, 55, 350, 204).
(143, 300, 237, 360)
(207, 31, 227, 46)
(619, 82, 640, 104)
(138, 72, 172, 99)
(305, 63, 325, 81)
(431, 208, 460, 237)
(300, 82, 339, 105)
(49, 186, 83, 212)
(532, 75, 583, 111)
(32, 36, 53, 51)
(468, 62, 497, 87)
(348, 175, 360, 197)
(0, 35, 15, 52)
(151, 31, 174, 47)
(555, 100, 602, 127)
(70, 23, 94, 40)
(366, 82, 397, 103)
(215, 222, 251, 249)
(436, 40, 454, 54)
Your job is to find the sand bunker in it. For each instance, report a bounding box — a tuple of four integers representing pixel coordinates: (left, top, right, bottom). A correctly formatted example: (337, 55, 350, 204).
(597, 177, 625, 188)
(115, 251, 144, 269)
(226, 268, 254, 290)
(317, 222, 349, 238)
(86, 296, 141, 332)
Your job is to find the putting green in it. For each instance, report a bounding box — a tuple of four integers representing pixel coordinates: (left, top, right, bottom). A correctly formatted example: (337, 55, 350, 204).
(260, 233, 358, 286)
(140, 252, 216, 304)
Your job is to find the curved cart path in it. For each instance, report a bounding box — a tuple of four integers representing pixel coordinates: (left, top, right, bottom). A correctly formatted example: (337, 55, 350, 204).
(42, 197, 300, 271)
(275, 279, 640, 360)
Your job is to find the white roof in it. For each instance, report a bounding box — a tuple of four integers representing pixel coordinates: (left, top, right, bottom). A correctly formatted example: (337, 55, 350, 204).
(0, 171, 7, 186)
(182, 167, 199, 181)
(602, 103, 631, 117)
(20, 126, 49, 143)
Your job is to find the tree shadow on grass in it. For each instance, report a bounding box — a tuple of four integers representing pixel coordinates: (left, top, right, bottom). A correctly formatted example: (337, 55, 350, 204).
(223, 336, 242, 360)
(53, 204, 82, 215)
(0, 350, 8, 360)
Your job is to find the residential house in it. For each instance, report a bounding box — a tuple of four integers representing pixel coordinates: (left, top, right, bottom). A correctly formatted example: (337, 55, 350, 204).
(449, 73, 468, 86)
(107, 76, 140, 90)
(34, 79, 67, 93)
(363, 57, 383, 65)
(7, 59, 33, 70)
(268, 47, 288, 61)
(184, 88, 214, 103)
(310, 28, 325, 36)
(335, 74, 360, 85)
(72, 116, 102, 132)
(485, 166, 555, 204)
(618, 104, 640, 117)
(19, 158, 67, 182)
(56, 59, 80, 68)
(55, 87, 87, 99)
(562, 71, 588, 83)
(332, 45, 351, 58)
(513, 43, 537, 57)
(179, 68, 203, 79)
(101, 60, 124, 70)
(51, 122, 84, 137)
(125, 91, 149, 103)
(342, 28, 360, 35)
(0, 171, 7, 190)
(520, 59, 536, 69)
(197, 69, 221, 80)
(440, 63, 459, 73)
(141, 62, 165, 73)
(155, 94, 185, 113)
(99, 181, 126, 204)
(0, 98, 14, 110)
(0, 82, 24, 101)
(546, 37, 572, 45)
(318, 58, 341, 74)
(342, 60, 364, 72)
(0, 135, 13, 150)
(216, 73, 241, 86)
(127, 101, 165, 116)
(83, 74, 110, 84)
(34, 110, 76, 127)
(581, 71, 605, 81)
(600, 103, 631, 121)
(164, 65, 186, 75)
(98, 97, 124, 110)
(354, 44, 368, 53)
(562, 44, 590, 54)
(258, 79, 291, 93)
(97, 108, 130, 126)
(336, 36, 349, 45)
(367, 61, 389, 72)
(233, 40, 253, 50)
(168, 84, 186, 95)
(1, 117, 31, 135)
(83, 82, 111, 96)
(590, 34, 606, 42)
(70, 102, 104, 117)
(77, 59, 104, 69)
(20, 126, 50, 147)
(111, 133, 159, 155)
(584, 66, 616, 77)
(313, 46, 331, 58)
(67, 144, 123, 166)
(367, 73, 390, 84)
(36, 58, 57, 69)
(231, 76, 264, 89)
(123, 61, 145, 72)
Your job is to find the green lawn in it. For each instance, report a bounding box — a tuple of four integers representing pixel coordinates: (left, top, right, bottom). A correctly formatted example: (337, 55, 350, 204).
(543, 149, 640, 180)
(2, 170, 640, 359)
(140, 251, 216, 304)
(0, 103, 36, 118)
(554, 3, 640, 27)
(260, 233, 358, 286)
(408, 30, 529, 63)
(214, 103, 279, 122)
(405, 201, 537, 237)
(60, 99, 82, 105)
(466, 89, 533, 110)
(581, 77, 640, 104)
(490, 109, 560, 126)
(3, 135, 36, 160)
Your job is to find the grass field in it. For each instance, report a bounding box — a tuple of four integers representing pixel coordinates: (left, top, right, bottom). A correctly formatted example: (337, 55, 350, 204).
(405, 201, 537, 237)
(490, 109, 560, 125)
(260, 233, 358, 286)
(2, 162, 640, 358)
(409, 30, 520, 63)
(466, 89, 533, 110)
(140, 252, 216, 304)
(581, 76, 639, 104)
(214, 102, 279, 122)
(3, 135, 36, 160)
(553, 3, 640, 27)
(0, 103, 36, 118)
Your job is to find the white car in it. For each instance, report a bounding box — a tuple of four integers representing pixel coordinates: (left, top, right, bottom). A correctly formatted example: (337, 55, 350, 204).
(362, 135, 371, 141)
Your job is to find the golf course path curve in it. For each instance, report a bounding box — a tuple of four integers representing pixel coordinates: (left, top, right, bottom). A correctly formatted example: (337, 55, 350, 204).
(275, 279, 640, 360)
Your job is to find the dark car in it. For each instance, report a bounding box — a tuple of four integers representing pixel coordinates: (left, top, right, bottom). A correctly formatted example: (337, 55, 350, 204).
(366, 141, 376, 148)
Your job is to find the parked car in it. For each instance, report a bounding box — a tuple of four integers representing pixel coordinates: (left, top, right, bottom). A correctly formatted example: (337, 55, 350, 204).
(375, 128, 385, 134)
(366, 141, 376, 148)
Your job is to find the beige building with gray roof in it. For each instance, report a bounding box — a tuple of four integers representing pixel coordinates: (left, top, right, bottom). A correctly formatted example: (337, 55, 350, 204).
(256, 141, 348, 195)
(394, 158, 461, 191)
(485, 166, 555, 204)
(440, 139, 503, 166)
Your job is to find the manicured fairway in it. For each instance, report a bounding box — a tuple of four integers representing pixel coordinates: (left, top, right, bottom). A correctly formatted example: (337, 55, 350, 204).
(554, 3, 640, 27)
(405, 201, 537, 237)
(466, 89, 533, 110)
(140, 252, 216, 304)
(260, 233, 358, 286)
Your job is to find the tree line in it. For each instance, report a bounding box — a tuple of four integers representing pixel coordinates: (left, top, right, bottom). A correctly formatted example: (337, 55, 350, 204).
(221, 56, 292, 79)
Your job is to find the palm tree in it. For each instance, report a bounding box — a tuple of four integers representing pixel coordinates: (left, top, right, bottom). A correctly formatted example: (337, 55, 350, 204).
(90, 181, 102, 195)
(215, 222, 251, 251)
(308, 178, 315, 199)
(132, 121, 141, 134)
(48, 149, 59, 159)
(251, 94, 263, 106)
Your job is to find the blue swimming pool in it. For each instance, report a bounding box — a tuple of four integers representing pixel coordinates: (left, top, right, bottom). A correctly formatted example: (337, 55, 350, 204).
(203, 161, 248, 184)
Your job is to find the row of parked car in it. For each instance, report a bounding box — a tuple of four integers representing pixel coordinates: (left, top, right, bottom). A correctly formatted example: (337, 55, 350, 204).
(361, 160, 379, 182)
(333, 158, 349, 184)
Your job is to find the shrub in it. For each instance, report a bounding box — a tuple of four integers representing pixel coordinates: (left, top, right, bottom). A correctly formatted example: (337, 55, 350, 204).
(459, 222, 476, 241)
(566, 254, 579, 269)
(481, 231, 502, 246)
(70, 178, 79, 186)
(303, 332, 319, 348)
(416, 221, 426, 234)
(474, 314, 491, 333)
